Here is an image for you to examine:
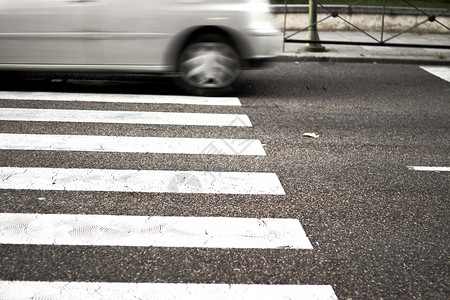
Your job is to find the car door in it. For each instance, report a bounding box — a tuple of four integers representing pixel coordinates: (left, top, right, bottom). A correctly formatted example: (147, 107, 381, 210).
(90, 0, 180, 69)
(0, 0, 88, 65)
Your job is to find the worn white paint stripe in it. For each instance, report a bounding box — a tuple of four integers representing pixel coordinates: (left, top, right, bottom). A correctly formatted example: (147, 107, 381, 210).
(0, 167, 285, 195)
(420, 66, 450, 83)
(0, 281, 336, 299)
(407, 166, 450, 172)
(0, 108, 252, 127)
(0, 91, 241, 106)
(0, 213, 312, 249)
(0, 133, 266, 156)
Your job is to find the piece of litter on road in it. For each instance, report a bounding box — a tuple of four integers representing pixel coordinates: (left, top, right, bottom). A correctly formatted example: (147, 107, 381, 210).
(303, 132, 320, 138)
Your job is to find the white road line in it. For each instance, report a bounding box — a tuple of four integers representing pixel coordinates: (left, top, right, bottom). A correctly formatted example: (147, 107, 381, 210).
(0, 91, 241, 106)
(420, 66, 450, 83)
(0, 281, 337, 300)
(0, 133, 266, 156)
(0, 108, 252, 127)
(0, 167, 285, 195)
(407, 166, 450, 172)
(0, 213, 311, 249)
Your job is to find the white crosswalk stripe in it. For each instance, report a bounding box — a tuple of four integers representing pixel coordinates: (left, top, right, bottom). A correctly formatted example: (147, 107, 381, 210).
(0, 133, 266, 155)
(0, 91, 242, 106)
(0, 213, 312, 249)
(407, 166, 450, 172)
(0, 108, 252, 127)
(0, 167, 285, 195)
(420, 66, 450, 83)
(0, 281, 338, 300)
(0, 92, 338, 299)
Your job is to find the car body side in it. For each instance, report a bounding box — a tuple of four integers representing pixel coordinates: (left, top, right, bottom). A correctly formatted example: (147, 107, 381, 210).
(0, 0, 281, 74)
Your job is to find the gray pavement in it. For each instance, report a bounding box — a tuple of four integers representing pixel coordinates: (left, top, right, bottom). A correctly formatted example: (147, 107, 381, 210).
(1, 63, 449, 299)
(279, 31, 450, 65)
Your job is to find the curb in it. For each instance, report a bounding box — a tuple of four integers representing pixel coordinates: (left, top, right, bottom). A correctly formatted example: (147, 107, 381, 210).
(273, 53, 450, 65)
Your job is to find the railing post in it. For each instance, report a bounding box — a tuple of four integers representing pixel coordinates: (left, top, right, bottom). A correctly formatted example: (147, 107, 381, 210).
(299, 0, 326, 52)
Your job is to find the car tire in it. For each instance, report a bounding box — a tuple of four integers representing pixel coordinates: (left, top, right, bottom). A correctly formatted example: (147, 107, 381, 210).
(177, 34, 241, 96)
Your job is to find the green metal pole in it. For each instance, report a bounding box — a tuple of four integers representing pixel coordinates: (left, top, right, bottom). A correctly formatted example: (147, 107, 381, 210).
(299, 0, 326, 52)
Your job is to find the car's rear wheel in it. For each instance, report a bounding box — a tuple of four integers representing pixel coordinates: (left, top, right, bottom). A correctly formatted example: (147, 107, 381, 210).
(177, 35, 241, 96)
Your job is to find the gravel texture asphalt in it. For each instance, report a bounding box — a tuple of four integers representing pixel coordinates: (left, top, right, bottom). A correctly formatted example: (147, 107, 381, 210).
(0, 62, 449, 299)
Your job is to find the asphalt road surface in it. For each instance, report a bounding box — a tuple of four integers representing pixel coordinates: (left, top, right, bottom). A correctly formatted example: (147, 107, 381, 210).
(0, 62, 449, 299)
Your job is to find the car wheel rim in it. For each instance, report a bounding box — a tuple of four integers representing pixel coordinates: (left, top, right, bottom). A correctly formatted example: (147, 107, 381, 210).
(180, 42, 240, 89)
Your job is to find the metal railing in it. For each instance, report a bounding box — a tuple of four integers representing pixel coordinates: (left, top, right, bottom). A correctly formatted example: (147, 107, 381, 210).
(282, 0, 450, 49)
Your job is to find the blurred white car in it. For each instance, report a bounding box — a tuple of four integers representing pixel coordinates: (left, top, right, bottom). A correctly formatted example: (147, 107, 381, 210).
(0, 0, 281, 95)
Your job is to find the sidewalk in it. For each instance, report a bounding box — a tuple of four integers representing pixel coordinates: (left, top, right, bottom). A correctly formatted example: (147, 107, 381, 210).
(278, 31, 450, 65)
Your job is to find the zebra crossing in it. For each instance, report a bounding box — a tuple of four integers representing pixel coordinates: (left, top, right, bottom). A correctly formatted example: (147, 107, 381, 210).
(0, 91, 338, 299)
